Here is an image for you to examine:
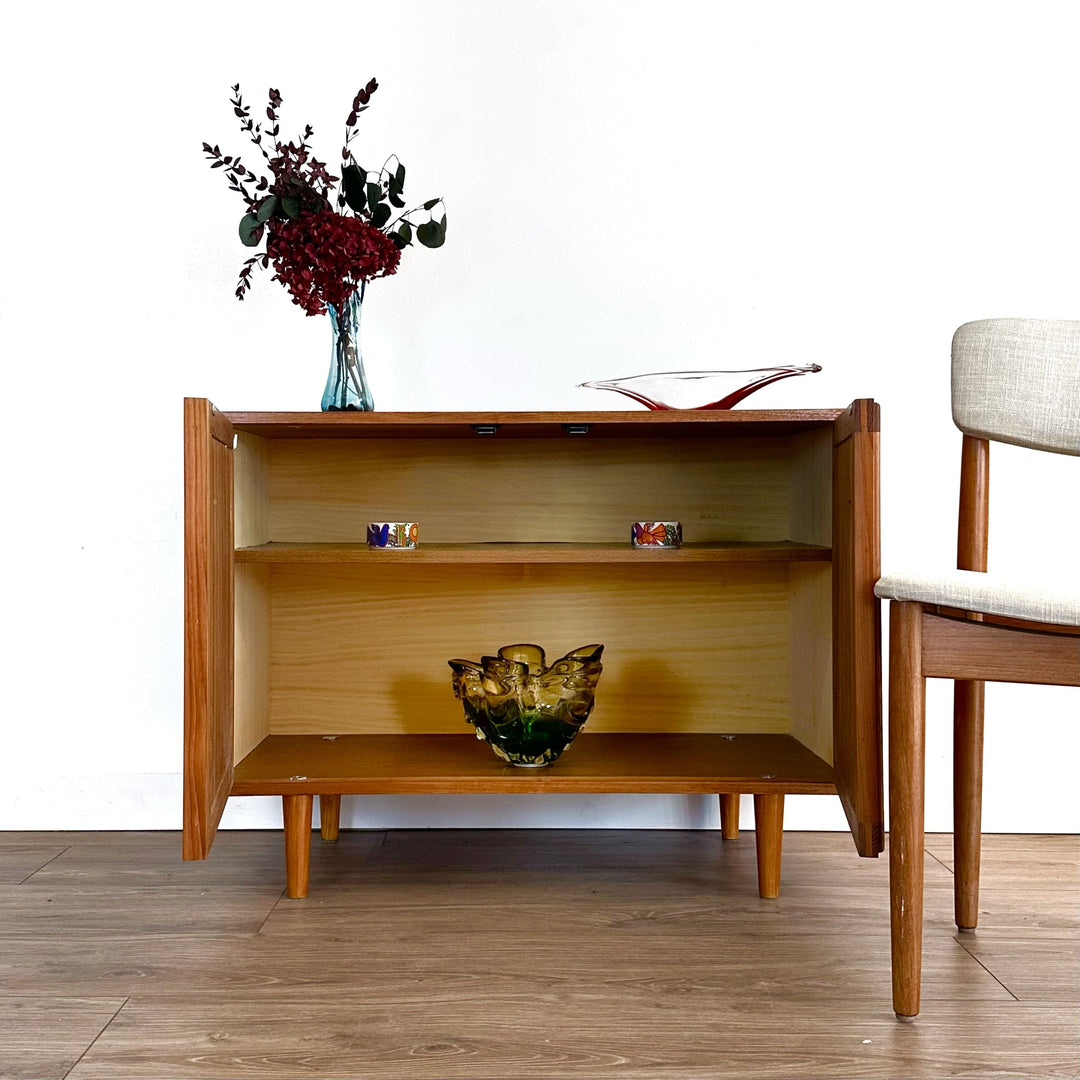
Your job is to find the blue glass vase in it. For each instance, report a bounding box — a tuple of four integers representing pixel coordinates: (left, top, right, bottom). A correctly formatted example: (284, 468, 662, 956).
(321, 283, 373, 411)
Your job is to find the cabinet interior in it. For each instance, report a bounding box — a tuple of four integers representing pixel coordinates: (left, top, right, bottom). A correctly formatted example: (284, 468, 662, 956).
(231, 427, 835, 770)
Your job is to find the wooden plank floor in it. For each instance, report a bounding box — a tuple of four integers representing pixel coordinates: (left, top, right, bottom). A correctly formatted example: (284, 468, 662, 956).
(0, 830, 1075, 1080)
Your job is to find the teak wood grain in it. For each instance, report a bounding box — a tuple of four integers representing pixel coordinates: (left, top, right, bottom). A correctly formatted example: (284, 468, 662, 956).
(318, 794, 341, 841)
(956, 435, 989, 573)
(182, 401, 883, 900)
(718, 792, 741, 838)
(921, 612, 1080, 684)
(887, 425, 1079, 1020)
(888, 601, 926, 1019)
(226, 408, 847, 438)
(231, 733, 837, 796)
(953, 435, 989, 933)
(753, 793, 785, 897)
(182, 400, 235, 861)
(235, 540, 831, 564)
(281, 795, 312, 899)
(830, 399, 884, 857)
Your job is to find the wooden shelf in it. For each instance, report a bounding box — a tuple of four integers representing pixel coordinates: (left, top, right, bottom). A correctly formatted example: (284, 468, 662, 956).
(235, 541, 832, 565)
(231, 733, 836, 796)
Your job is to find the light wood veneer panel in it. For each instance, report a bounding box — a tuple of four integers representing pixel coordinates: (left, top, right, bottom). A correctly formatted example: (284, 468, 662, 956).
(266, 436, 795, 544)
(233, 433, 269, 548)
(789, 563, 833, 764)
(268, 563, 793, 735)
(786, 425, 833, 763)
(788, 428, 833, 546)
(233, 564, 270, 764)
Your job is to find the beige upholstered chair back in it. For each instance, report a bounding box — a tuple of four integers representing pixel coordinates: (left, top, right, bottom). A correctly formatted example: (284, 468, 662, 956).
(951, 318, 1080, 455)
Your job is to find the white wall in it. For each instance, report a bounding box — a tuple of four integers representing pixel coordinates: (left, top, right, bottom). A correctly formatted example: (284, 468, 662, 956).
(1, 1, 1076, 836)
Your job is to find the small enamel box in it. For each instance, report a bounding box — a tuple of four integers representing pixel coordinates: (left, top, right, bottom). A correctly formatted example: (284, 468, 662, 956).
(631, 521, 683, 548)
(367, 522, 419, 549)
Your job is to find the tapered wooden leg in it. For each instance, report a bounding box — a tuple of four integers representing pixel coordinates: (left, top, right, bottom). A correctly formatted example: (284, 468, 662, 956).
(320, 794, 342, 842)
(890, 602, 926, 1020)
(953, 680, 984, 931)
(753, 793, 784, 898)
(282, 794, 313, 899)
(719, 793, 741, 839)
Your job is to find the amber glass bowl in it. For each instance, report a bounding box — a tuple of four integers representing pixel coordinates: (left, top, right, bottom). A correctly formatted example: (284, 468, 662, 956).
(449, 643, 604, 767)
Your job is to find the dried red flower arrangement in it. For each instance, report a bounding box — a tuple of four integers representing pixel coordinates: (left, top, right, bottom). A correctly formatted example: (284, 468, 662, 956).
(203, 81, 445, 317)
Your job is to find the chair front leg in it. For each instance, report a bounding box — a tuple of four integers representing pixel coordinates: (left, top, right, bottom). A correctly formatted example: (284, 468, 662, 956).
(889, 601, 927, 1020)
(953, 679, 984, 930)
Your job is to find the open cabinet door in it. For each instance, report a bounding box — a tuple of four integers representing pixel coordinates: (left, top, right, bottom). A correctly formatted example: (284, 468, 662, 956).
(183, 398, 235, 860)
(832, 399, 884, 856)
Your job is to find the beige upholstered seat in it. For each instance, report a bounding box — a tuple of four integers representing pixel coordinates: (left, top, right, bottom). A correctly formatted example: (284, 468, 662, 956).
(876, 568, 1080, 627)
(877, 318, 1079, 1021)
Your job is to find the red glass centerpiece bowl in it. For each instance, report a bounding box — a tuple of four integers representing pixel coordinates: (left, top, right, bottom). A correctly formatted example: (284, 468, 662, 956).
(577, 365, 822, 410)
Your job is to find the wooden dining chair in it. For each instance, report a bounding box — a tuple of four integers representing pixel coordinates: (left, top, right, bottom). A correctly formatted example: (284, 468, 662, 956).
(874, 318, 1080, 1020)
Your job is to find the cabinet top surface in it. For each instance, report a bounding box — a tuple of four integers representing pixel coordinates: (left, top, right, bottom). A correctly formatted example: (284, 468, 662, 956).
(218, 407, 855, 438)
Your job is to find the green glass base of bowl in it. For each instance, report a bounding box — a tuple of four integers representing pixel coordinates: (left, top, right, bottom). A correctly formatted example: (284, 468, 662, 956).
(449, 643, 604, 768)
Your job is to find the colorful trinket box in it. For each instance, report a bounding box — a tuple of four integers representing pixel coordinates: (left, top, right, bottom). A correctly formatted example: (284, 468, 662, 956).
(367, 522, 419, 549)
(631, 521, 683, 548)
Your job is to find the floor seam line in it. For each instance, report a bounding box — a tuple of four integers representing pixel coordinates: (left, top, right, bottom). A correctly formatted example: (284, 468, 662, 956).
(256, 891, 289, 935)
(926, 848, 953, 874)
(18, 845, 74, 885)
(953, 934, 1021, 1002)
(62, 995, 130, 1079)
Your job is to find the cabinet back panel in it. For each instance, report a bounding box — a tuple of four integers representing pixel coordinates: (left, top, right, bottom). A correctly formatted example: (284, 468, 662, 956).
(266, 437, 795, 544)
(268, 564, 792, 735)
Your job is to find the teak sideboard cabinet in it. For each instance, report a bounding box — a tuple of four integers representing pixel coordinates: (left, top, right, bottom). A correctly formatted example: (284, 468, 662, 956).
(184, 401, 882, 898)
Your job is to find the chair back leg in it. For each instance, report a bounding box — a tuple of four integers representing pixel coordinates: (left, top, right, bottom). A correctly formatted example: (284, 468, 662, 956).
(953, 679, 985, 930)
